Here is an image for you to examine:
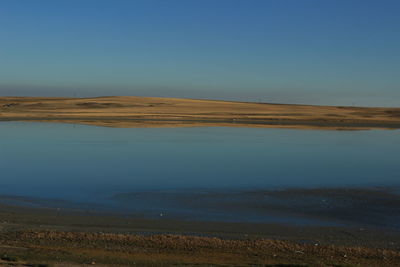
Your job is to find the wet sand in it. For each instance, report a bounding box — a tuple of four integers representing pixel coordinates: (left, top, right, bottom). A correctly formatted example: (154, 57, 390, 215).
(1, 96, 400, 130)
(1, 188, 400, 266)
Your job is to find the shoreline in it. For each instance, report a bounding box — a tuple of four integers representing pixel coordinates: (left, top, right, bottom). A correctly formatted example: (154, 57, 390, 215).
(2, 187, 400, 230)
(1, 202, 400, 266)
(1, 96, 399, 130)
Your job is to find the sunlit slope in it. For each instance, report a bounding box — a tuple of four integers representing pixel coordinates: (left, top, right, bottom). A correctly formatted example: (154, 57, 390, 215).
(1, 96, 399, 130)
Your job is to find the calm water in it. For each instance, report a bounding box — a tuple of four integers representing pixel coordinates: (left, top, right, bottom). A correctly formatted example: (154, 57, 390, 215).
(1, 122, 399, 228)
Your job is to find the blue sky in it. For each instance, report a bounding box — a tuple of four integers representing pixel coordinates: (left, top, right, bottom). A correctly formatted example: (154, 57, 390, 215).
(0, 0, 399, 106)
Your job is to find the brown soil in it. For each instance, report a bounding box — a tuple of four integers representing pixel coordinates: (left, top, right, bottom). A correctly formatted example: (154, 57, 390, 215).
(1, 230, 399, 267)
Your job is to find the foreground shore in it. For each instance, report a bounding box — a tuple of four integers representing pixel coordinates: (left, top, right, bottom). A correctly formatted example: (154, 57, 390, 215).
(1, 203, 400, 266)
(1, 96, 400, 130)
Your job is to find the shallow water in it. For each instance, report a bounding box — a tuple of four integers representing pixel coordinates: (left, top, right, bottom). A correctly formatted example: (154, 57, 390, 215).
(0, 122, 399, 228)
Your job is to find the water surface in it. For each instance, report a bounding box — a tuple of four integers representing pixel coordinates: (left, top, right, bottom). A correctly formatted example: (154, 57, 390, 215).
(0, 122, 399, 228)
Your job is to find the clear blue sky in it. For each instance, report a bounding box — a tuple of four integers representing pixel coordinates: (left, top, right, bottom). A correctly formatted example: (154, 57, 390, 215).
(0, 0, 399, 106)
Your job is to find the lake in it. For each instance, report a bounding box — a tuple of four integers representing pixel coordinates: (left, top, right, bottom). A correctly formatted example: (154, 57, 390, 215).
(1, 122, 399, 228)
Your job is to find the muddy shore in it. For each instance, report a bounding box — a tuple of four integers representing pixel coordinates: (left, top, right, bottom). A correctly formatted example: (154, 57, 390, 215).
(1, 199, 400, 266)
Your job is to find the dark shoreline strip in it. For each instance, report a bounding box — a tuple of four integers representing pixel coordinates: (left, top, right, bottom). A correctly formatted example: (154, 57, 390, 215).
(2, 116, 400, 129)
